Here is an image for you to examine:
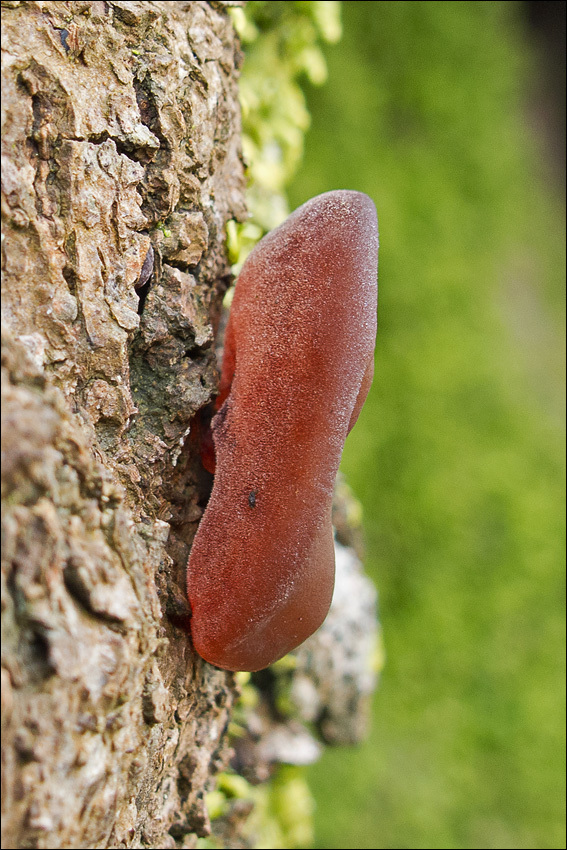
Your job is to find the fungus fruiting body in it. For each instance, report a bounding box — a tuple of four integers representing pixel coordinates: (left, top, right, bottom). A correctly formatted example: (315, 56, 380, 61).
(187, 190, 378, 672)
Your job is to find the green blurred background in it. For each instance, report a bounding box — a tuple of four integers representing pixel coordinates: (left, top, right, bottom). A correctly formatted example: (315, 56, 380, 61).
(237, 2, 566, 848)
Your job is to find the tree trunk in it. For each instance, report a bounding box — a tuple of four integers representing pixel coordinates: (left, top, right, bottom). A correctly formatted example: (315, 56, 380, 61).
(1, 2, 247, 847)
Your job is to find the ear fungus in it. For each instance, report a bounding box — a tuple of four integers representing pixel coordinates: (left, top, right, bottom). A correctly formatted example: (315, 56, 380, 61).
(187, 190, 378, 672)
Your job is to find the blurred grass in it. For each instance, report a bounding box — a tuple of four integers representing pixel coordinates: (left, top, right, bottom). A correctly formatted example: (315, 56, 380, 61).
(286, 2, 566, 848)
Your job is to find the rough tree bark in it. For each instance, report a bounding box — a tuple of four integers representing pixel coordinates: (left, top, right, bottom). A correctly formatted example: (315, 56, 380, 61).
(1, 2, 248, 847)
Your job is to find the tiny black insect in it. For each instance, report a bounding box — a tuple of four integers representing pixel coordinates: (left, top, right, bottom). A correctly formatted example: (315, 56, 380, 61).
(248, 490, 257, 508)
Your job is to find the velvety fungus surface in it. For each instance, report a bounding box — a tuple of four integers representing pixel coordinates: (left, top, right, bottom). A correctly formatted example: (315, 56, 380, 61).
(187, 190, 378, 671)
